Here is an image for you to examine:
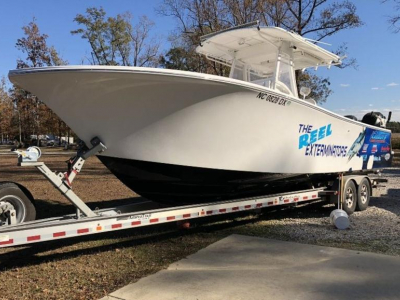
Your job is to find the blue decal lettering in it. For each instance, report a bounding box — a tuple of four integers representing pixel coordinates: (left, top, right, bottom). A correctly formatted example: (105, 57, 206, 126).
(303, 143, 347, 158)
(310, 144, 315, 155)
(299, 134, 309, 149)
(305, 145, 310, 155)
(298, 124, 303, 133)
(318, 126, 326, 140)
(309, 130, 318, 144)
(299, 124, 313, 133)
(298, 123, 332, 149)
(326, 124, 332, 137)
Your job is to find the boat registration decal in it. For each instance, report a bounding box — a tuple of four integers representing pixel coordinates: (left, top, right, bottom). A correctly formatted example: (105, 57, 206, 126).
(256, 92, 290, 106)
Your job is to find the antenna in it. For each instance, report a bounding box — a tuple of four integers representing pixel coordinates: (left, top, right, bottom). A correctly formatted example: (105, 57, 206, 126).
(303, 38, 332, 46)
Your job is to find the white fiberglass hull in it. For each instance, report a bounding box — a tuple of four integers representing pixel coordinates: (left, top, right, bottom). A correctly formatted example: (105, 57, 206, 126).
(9, 66, 392, 202)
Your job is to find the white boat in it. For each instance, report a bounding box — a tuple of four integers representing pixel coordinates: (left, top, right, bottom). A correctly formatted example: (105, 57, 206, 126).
(8, 24, 392, 204)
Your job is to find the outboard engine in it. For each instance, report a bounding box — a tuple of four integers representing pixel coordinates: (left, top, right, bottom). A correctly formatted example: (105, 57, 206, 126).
(361, 112, 387, 128)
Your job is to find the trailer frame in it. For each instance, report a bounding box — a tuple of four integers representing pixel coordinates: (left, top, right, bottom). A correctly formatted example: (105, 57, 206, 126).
(0, 187, 326, 248)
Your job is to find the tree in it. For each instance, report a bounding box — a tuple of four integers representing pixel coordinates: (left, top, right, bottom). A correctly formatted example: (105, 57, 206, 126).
(129, 15, 161, 67)
(72, 7, 161, 67)
(387, 121, 400, 133)
(71, 7, 119, 65)
(0, 77, 15, 143)
(158, 0, 363, 103)
(12, 19, 71, 145)
(15, 20, 51, 144)
(297, 71, 332, 102)
(160, 47, 205, 71)
(16, 20, 52, 69)
(384, 0, 400, 32)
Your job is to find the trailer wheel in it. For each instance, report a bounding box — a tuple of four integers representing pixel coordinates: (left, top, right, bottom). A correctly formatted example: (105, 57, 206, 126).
(357, 178, 371, 211)
(342, 180, 357, 215)
(0, 183, 36, 224)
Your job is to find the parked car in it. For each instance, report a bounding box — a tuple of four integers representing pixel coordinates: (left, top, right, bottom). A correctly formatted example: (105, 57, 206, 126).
(46, 140, 56, 147)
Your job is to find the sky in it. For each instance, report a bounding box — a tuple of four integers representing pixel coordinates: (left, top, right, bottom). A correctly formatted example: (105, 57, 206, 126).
(1, 0, 400, 120)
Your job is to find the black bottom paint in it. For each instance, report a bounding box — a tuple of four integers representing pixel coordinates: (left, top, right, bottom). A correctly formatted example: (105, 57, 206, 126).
(97, 156, 352, 205)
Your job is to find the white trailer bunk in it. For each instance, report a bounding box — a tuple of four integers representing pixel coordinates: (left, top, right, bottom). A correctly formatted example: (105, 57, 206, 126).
(0, 138, 386, 248)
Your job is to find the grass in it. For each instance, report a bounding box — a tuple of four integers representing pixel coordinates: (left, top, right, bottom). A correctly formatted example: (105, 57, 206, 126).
(390, 133, 400, 166)
(392, 133, 400, 149)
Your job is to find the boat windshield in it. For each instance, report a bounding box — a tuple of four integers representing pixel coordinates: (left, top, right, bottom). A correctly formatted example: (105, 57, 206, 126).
(276, 56, 297, 96)
(229, 61, 274, 89)
(229, 55, 297, 97)
(230, 60, 246, 81)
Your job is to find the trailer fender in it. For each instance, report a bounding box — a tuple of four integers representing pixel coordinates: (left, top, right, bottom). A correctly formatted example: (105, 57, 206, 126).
(0, 181, 35, 206)
(0, 182, 36, 224)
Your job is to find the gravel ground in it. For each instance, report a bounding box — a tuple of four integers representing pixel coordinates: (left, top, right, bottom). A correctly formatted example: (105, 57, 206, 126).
(231, 168, 400, 256)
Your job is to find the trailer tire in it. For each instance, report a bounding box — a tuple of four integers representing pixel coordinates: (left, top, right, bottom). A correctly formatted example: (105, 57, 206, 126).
(342, 180, 357, 215)
(0, 182, 36, 224)
(357, 178, 371, 211)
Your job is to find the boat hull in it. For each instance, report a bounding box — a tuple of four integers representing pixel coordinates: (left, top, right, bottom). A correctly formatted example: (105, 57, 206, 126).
(9, 66, 393, 203)
(98, 156, 340, 204)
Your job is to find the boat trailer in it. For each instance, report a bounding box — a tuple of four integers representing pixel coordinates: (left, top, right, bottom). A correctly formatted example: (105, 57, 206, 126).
(0, 138, 387, 248)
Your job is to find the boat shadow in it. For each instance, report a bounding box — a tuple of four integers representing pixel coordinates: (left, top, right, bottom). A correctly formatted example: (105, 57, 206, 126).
(33, 194, 335, 220)
(34, 196, 152, 219)
(0, 212, 256, 269)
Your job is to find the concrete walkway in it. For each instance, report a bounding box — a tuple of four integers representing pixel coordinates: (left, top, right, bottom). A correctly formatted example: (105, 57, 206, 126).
(102, 235, 400, 300)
